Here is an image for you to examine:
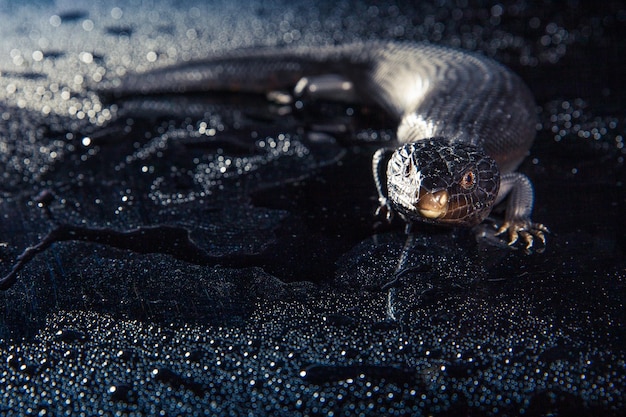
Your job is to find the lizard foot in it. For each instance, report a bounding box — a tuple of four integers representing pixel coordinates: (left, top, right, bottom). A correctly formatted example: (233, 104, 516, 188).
(375, 198, 394, 223)
(495, 219, 549, 251)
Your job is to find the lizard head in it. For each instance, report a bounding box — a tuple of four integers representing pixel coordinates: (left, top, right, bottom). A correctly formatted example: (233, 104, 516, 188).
(386, 138, 500, 227)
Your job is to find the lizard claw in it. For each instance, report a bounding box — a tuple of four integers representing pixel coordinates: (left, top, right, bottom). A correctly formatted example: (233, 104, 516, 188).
(375, 198, 394, 223)
(495, 220, 549, 251)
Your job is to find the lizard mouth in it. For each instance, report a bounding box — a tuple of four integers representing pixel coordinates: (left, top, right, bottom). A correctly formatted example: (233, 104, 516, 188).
(415, 190, 449, 219)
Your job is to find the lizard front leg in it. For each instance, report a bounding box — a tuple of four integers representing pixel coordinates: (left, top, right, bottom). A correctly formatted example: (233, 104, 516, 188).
(372, 147, 395, 222)
(494, 172, 549, 249)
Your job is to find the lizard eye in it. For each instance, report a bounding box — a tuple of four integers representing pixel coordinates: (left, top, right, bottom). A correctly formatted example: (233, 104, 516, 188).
(403, 160, 413, 177)
(460, 169, 476, 189)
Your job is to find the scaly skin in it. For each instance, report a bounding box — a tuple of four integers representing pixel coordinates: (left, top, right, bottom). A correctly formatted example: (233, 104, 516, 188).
(103, 41, 548, 249)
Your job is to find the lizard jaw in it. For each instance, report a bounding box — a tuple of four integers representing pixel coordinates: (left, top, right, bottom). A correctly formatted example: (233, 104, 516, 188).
(415, 189, 449, 219)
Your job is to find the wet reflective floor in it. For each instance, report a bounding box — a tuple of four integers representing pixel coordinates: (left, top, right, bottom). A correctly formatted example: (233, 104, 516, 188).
(0, 1, 624, 415)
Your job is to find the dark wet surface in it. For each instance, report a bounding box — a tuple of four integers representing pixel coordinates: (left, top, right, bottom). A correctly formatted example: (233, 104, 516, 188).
(0, 0, 625, 415)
